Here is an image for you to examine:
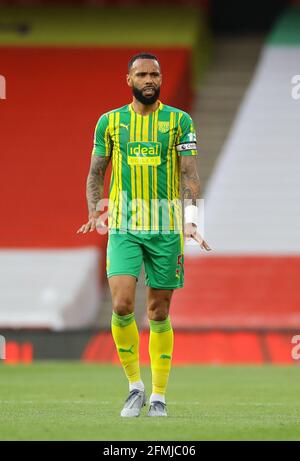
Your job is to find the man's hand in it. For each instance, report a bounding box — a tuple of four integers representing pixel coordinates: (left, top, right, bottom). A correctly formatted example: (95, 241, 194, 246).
(77, 211, 107, 234)
(184, 223, 211, 251)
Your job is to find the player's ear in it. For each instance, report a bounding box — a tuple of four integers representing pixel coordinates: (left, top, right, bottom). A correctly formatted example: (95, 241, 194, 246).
(126, 74, 132, 88)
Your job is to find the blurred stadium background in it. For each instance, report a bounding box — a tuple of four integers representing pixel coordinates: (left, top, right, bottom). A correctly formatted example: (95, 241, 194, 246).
(1, 0, 300, 441)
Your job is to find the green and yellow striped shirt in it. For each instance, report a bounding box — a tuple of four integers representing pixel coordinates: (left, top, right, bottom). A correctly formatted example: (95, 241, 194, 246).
(93, 101, 197, 232)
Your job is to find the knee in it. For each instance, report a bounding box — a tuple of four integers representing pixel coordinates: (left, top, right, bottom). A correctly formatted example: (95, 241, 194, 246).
(147, 298, 170, 321)
(113, 297, 134, 316)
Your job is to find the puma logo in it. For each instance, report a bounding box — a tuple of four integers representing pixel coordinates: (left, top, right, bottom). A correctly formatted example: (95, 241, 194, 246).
(118, 345, 134, 355)
(120, 123, 129, 131)
(160, 354, 172, 360)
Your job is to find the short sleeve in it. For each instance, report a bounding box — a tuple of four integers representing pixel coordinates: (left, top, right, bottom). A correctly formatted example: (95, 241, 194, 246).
(92, 114, 112, 157)
(176, 112, 197, 156)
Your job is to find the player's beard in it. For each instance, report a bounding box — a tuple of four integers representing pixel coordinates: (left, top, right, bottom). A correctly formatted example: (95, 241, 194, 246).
(132, 85, 160, 105)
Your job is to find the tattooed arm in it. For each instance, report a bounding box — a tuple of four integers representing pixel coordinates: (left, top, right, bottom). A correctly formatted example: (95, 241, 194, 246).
(86, 156, 110, 214)
(77, 155, 111, 234)
(181, 155, 201, 205)
(180, 156, 211, 251)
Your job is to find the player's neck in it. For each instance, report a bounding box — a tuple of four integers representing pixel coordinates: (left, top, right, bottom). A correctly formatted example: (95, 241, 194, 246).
(131, 98, 159, 116)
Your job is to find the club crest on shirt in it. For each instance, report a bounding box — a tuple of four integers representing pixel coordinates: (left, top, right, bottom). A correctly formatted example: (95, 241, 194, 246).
(158, 121, 170, 133)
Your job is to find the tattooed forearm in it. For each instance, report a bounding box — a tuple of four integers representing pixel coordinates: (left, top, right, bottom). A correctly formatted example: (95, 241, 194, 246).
(180, 156, 201, 205)
(86, 156, 110, 214)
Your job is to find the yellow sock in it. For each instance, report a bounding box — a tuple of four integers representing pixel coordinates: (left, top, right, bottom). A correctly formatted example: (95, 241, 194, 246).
(111, 312, 141, 384)
(149, 316, 174, 397)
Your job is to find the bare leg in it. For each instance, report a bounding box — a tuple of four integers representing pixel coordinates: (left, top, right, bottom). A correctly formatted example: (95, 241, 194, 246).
(147, 287, 173, 320)
(108, 275, 137, 315)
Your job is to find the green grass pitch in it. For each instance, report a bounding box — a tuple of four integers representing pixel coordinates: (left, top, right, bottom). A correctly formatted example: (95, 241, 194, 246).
(0, 362, 300, 441)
